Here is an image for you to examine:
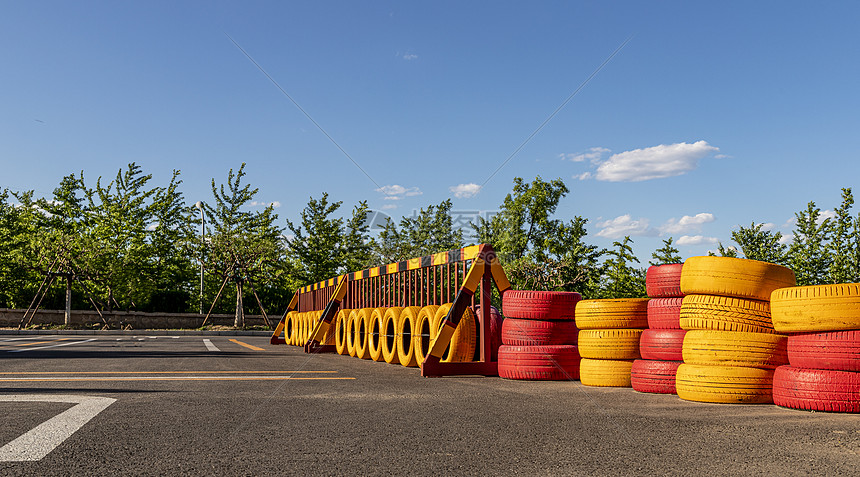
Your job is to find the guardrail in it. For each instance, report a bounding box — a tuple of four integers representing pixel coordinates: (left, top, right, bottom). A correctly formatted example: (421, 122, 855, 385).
(270, 243, 511, 377)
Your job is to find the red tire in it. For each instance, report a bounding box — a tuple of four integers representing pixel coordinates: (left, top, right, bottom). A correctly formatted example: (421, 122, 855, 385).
(631, 359, 682, 394)
(497, 345, 581, 380)
(646, 263, 684, 298)
(772, 365, 860, 413)
(502, 290, 581, 321)
(639, 329, 686, 361)
(787, 331, 860, 372)
(474, 305, 504, 361)
(501, 318, 577, 346)
(647, 297, 683, 329)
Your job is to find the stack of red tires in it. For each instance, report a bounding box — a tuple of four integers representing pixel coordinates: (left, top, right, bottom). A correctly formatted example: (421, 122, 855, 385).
(631, 263, 686, 394)
(771, 284, 860, 413)
(498, 291, 581, 380)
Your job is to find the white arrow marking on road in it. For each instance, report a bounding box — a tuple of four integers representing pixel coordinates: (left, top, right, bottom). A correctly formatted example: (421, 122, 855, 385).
(0, 394, 116, 461)
(202, 339, 220, 351)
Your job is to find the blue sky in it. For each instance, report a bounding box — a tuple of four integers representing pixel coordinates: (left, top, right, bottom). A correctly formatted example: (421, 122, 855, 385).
(3, 1, 859, 264)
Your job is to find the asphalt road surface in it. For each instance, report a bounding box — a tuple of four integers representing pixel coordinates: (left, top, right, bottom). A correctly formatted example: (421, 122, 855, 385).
(0, 334, 858, 476)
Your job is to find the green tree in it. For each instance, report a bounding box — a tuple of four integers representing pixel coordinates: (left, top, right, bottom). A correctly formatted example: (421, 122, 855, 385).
(204, 164, 286, 327)
(709, 242, 738, 257)
(286, 193, 375, 285)
(144, 171, 195, 312)
(371, 199, 464, 264)
(0, 189, 38, 309)
(286, 193, 347, 285)
(474, 176, 603, 294)
(828, 188, 856, 283)
(600, 236, 646, 298)
(731, 222, 788, 265)
(788, 201, 831, 286)
(84, 163, 158, 311)
(650, 237, 682, 266)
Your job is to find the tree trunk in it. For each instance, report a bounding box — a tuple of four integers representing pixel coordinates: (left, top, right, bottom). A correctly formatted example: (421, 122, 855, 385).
(234, 281, 244, 328)
(65, 275, 72, 326)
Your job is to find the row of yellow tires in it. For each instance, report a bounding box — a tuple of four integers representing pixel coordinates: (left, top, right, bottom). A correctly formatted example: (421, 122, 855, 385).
(285, 304, 476, 367)
(283, 310, 326, 347)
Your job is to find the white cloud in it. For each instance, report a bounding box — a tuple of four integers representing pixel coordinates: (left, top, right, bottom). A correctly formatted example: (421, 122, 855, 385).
(677, 235, 719, 246)
(596, 215, 658, 238)
(403, 54, 418, 60)
(761, 222, 777, 231)
(779, 234, 793, 245)
(449, 183, 482, 199)
(661, 213, 716, 234)
(559, 147, 610, 163)
(819, 209, 837, 225)
(249, 200, 281, 208)
(381, 204, 397, 210)
(593, 141, 719, 182)
(377, 184, 422, 200)
(574, 172, 592, 181)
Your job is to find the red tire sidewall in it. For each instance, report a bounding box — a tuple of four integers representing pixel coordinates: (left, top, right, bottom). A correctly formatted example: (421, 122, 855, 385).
(646, 263, 684, 298)
(501, 318, 578, 346)
(502, 290, 581, 320)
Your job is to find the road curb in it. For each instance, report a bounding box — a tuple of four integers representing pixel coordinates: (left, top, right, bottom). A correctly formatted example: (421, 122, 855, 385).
(0, 330, 273, 337)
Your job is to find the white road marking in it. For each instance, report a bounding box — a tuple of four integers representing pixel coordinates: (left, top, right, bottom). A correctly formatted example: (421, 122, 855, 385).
(0, 394, 116, 462)
(202, 339, 220, 352)
(7, 339, 96, 353)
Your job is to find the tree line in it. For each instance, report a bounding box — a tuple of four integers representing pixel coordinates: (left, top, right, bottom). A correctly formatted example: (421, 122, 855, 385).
(0, 163, 855, 322)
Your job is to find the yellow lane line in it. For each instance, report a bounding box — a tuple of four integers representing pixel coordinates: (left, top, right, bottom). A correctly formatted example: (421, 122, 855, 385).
(0, 370, 338, 374)
(0, 376, 355, 382)
(13, 338, 70, 347)
(229, 339, 266, 351)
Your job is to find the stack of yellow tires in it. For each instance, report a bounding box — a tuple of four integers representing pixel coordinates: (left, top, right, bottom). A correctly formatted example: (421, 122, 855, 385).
(631, 263, 686, 394)
(770, 284, 860, 413)
(575, 298, 650, 387)
(331, 305, 476, 368)
(676, 256, 796, 404)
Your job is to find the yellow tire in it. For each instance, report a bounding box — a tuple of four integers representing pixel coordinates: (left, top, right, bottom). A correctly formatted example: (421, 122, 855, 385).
(381, 307, 405, 364)
(284, 311, 297, 346)
(396, 306, 422, 367)
(301, 312, 310, 344)
(679, 294, 775, 333)
(297, 312, 307, 345)
(305, 312, 314, 344)
(346, 310, 359, 357)
(579, 359, 634, 387)
(682, 330, 788, 369)
(413, 305, 440, 366)
(577, 329, 643, 360)
(353, 308, 374, 360)
(432, 303, 477, 363)
(680, 255, 795, 301)
(319, 310, 337, 346)
(675, 363, 774, 404)
(368, 307, 387, 362)
(575, 299, 649, 330)
(334, 309, 351, 355)
(771, 283, 860, 333)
